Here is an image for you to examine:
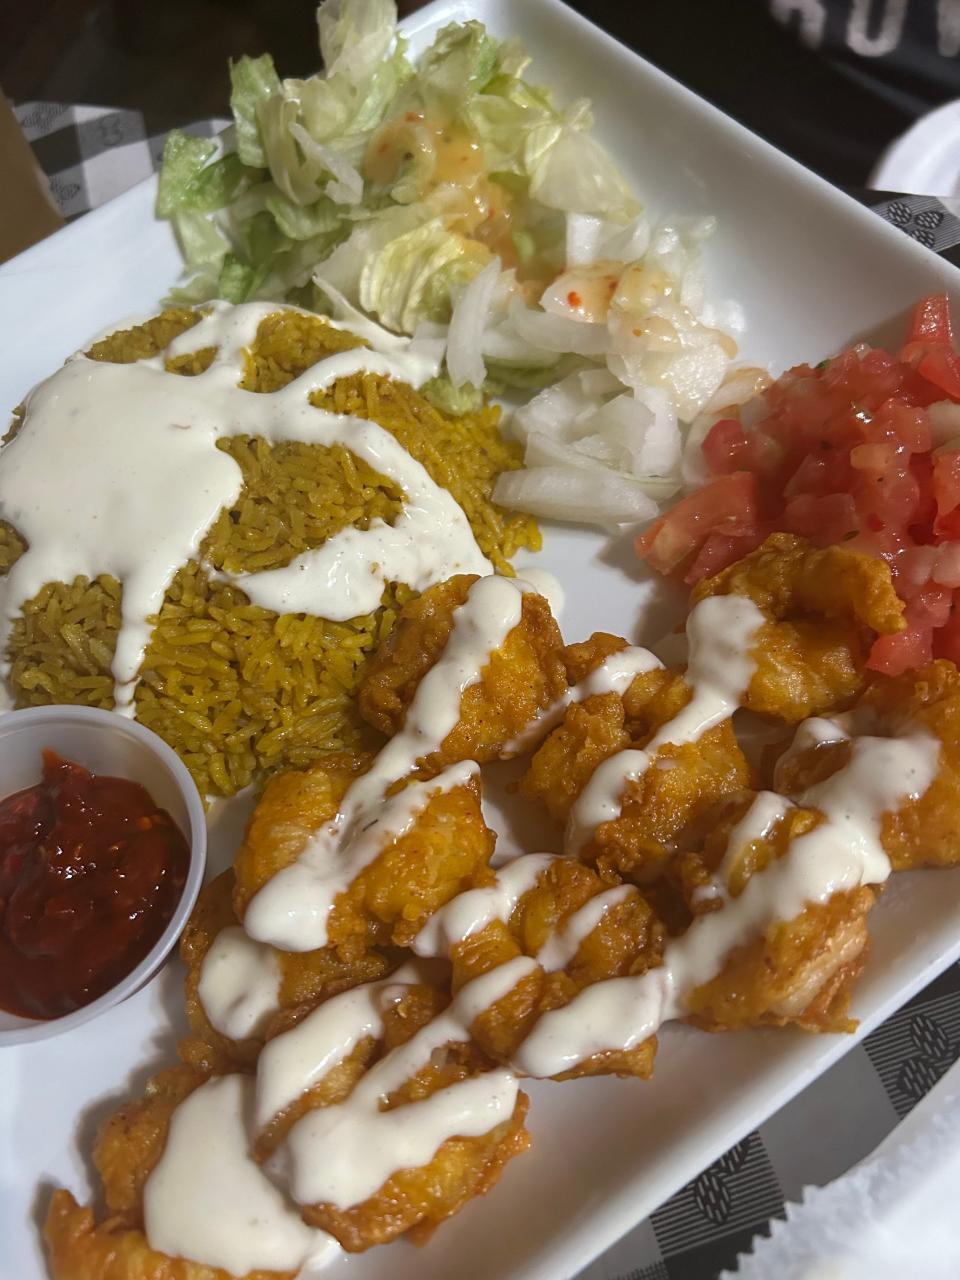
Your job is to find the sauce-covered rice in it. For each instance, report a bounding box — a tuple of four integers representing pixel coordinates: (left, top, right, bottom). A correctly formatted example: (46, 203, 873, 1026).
(1, 308, 539, 796)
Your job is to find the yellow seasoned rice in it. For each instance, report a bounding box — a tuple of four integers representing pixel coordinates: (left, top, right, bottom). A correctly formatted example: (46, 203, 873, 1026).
(2, 307, 540, 796)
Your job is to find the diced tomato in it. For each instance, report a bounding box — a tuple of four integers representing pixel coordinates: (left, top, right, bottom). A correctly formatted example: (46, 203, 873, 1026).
(934, 599, 960, 664)
(701, 419, 751, 475)
(683, 528, 768, 585)
(638, 293, 960, 677)
(917, 348, 960, 402)
(933, 451, 960, 538)
(851, 444, 921, 533)
(780, 492, 858, 544)
(907, 452, 937, 541)
(636, 472, 758, 576)
(701, 418, 780, 478)
(900, 293, 955, 363)
(867, 626, 933, 676)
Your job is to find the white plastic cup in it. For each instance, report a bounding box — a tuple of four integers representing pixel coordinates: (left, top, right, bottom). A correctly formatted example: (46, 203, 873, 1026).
(0, 705, 206, 1046)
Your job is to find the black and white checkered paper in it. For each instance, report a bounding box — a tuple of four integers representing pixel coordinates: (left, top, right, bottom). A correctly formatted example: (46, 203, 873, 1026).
(14, 102, 960, 1280)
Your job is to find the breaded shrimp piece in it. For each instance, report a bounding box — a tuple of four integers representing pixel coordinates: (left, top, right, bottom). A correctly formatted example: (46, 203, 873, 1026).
(180, 873, 394, 1073)
(45, 1190, 295, 1280)
(232, 754, 496, 959)
(94, 1066, 205, 1221)
(521, 665, 752, 882)
(775, 659, 960, 869)
(255, 979, 530, 1252)
(678, 795, 874, 1032)
(691, 532, 905, 722)
(357, 574, 568, 769)
(439, 856, 666, 1080)
(45, 1066, 312, 1280)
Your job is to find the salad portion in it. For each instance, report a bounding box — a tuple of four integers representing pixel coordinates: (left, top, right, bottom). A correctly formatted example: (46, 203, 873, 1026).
(157, 0, 749, 526)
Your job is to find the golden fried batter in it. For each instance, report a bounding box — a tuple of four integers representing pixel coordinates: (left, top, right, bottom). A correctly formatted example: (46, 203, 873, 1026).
(44, 1066, 302, 1280)
(308, 1095, 529, 1252)
(679, 796, 874, 1032)
(94, 1066, 204, 1221)
(776, 659, 960, 869)
(522, 664, 752, 882)
(233, 754, 496, 959)
(180, 873, 394, 1073)
(44, 1190, 294, 1280)
(358, 574, 568, 770)
(448, 857, 665, 1080)
(254, 981, 449, 1157)
(255, 982, 530, 1252)
(691, 532, 905, 722)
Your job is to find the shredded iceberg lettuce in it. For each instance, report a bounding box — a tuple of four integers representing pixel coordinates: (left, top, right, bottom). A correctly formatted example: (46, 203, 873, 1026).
(156, 0, 749, 528)
(157, 0, 638, 331)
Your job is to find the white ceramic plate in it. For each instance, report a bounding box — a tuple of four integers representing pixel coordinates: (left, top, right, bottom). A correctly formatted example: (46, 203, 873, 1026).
(3, 3, 960, 1278)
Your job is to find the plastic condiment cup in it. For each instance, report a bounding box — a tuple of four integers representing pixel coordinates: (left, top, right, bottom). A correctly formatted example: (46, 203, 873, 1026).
(0, 705, 206, 1047)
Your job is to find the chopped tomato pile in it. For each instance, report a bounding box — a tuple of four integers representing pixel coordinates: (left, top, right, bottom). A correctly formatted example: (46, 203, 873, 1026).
(637, 294, 960, 675)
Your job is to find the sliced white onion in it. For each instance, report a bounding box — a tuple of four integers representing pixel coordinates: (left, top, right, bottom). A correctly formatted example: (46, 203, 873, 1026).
(680, 412, 716, 490)
(493, 465, 659, 526)
(511, 369, 613, 443)
(508, 297, 609, 356)
(601, 216, 650, 263)
(481, 321, 558, 368)
(703, 365, 771, 414)
(446, 258, 501, 389)
(524, 430, 611, 471)
(289, 123, 364, 205)
(540, 261, 624, 325)
(566, 214, 606, 267)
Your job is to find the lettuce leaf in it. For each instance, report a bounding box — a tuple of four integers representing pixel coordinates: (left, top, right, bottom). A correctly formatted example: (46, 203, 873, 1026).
(156, 132, 246, 216)
(359, 218, 490, 332)
(412, 20, 499, 112)
(420, 374, 485, 415)
(157, 0, 642, 358)
(230, 53, 282, 168)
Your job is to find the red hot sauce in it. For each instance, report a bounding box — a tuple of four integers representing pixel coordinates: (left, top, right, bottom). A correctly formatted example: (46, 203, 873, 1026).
(0, 750, 190, 1020)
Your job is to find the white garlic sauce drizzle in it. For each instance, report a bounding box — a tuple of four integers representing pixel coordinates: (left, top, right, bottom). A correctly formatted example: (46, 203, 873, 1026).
(514, 725, 939, 1078)
(143, 1074, 340, 1274)
(255, 962, 428, 1132)
(197, 926, 282, 1042)
(243, 574, 527, 951)
(0, 300, 487, 710)
(691, 790, 791, 906)
(244, 759, 479, 951)
(565, 595, 765, 855)
(268, 957, 536, 1210)
(411, 853, 556, 957)
(536, 884, 635, 973)
(175, 582, 941, 1262)
(502, 645, 663, 758)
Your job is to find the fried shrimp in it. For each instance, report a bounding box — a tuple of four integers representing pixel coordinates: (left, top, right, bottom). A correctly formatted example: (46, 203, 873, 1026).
(45, 1068, 298, 1280)
(521, 661, 752, 881)
(44, 1065, 336, 1280)
(775, 659, 960, 869)
(252, 974, 530, 1252)
(232, 754, 495, 959)
(357, 574, 568, 769)
(691, 532, 905, 722)
(180, 873, 394, 1073)
(44, 1190, 295, 1280)
(678, 795, 874, 1032)
(418, 854, 666, 1080)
